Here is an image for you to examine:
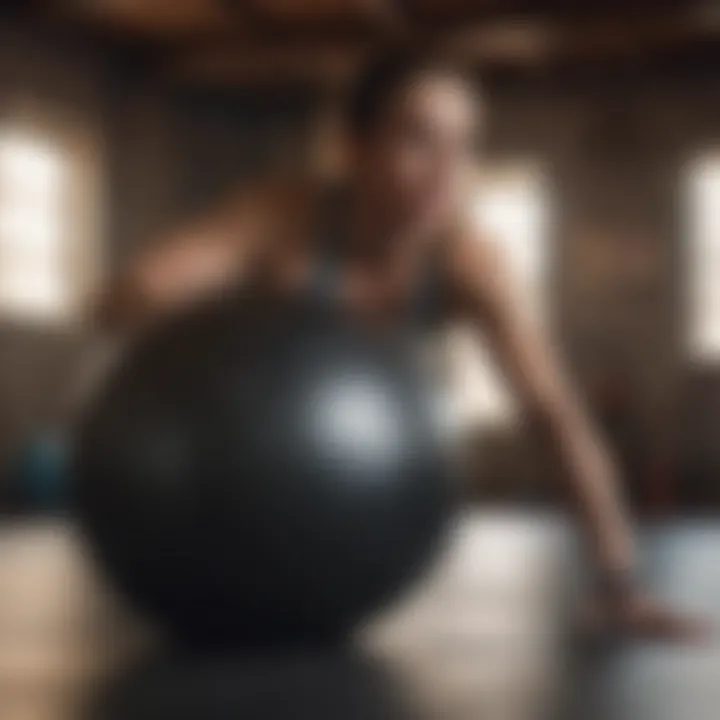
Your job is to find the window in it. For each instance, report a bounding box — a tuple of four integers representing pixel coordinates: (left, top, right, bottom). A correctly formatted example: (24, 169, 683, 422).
(448, 163, 551, 428)
(0, 129, 86, 323)
(686, 154, 720, 361)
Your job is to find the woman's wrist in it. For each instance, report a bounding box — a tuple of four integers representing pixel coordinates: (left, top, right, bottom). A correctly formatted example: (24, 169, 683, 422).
(595, 523, 639, 602)
(597, 564, 641, 604)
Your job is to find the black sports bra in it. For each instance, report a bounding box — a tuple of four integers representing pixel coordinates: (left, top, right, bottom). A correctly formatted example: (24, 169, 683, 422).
(308, 187, 446, 332)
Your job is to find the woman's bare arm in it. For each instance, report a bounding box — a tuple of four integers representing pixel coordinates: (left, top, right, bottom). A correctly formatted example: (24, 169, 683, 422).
(94, 183, 286, 334)
(447, 227, 705, 639)
(448, 232, 636, 576)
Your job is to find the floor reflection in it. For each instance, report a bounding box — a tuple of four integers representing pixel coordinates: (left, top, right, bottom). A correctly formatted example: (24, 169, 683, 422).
(91, 649, 420, 720)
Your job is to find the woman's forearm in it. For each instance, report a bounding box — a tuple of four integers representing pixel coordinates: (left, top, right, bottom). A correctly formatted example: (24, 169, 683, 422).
(541, 401, 638, 582)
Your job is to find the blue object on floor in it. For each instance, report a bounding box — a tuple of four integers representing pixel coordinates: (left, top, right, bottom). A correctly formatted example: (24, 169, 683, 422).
(12, 431, 70, 511)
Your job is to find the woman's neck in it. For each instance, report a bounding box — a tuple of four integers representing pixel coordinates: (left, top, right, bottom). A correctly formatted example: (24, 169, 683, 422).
(347, 184, 427, 270)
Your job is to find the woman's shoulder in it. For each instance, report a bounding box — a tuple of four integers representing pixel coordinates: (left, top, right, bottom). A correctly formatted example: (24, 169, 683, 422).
(438, 199, 514, 312)
(442, 200, 496, 268)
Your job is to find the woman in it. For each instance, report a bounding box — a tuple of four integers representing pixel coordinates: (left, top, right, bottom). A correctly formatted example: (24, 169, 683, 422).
(99, 48, 702, 639)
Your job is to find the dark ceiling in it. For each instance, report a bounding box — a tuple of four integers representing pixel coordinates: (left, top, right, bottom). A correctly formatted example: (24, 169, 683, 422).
(19, 0, 720, 86)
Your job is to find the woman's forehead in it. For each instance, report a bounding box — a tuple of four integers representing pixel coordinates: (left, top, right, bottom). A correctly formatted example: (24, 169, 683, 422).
(390, 74, 482, 130)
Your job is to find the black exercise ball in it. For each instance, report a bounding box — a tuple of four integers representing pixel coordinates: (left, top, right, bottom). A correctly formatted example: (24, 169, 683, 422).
(73, 292, 453, 648)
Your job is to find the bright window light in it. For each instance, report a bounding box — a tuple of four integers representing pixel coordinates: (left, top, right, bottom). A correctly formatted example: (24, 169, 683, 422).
(0, 131, 69, 322)
(686, 154, 720, 361)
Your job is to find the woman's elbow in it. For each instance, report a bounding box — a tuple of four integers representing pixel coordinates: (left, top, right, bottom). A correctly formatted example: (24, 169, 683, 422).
(90, 272, 156, 336)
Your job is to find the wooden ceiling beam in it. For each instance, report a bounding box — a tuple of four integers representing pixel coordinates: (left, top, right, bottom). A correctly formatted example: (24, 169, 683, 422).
(41, 0, 245, 41)
(404, 0, 697, 27)
(437, 8, 720, 66)
(235, 0, 408, 43)
(168, 13, 720, 89)
(244, 0, 396, 25)
(37, 0, 720, 84)
(165, 41, 370, 87)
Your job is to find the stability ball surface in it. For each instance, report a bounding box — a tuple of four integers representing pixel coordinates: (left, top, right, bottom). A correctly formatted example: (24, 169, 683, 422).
(74, 295, 452, 647)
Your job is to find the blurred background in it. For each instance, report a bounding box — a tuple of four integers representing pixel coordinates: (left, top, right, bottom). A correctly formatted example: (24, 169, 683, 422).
(1, 2, 720, 719)
(2, 0, 720, 512)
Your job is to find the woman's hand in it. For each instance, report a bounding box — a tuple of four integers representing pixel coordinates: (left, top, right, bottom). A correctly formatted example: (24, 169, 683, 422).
(583, 589, 711, 642)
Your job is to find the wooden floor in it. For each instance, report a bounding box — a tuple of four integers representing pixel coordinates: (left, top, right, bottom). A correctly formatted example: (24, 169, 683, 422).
(2, 512, 718, 720)
(0, 511, 573, 720)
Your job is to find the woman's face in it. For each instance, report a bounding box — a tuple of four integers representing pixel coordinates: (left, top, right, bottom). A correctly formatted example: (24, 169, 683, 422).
(357, 72, 480, 234)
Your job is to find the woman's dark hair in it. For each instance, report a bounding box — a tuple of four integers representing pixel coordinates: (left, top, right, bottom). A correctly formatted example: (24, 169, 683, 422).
(346, 47, 477, 137)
